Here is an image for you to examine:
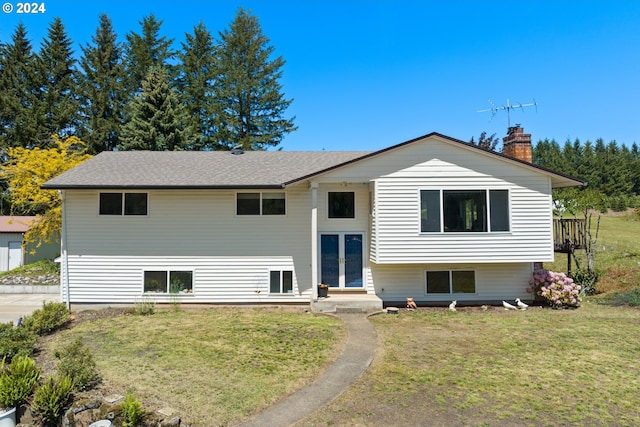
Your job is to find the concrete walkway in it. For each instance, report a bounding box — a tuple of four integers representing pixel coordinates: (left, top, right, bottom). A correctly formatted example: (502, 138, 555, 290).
(0, 293, 60, 324)
(236, 312, 378, 427)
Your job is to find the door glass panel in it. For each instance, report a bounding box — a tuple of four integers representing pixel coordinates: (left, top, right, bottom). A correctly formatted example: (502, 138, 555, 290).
(345, 234, 363, 287)
(321, 234, 339, 287)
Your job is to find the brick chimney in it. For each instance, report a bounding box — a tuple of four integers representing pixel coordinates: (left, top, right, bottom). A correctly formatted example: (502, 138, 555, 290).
(502, 124, 532, 163)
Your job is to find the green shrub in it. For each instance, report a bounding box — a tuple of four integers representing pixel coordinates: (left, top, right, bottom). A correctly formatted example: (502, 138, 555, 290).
(0, 355, 40, 409)
(0, 323, 36, 362)
(572, 267, 600, 295)
(134, 297, 155, 316)
(31, 375, 73, 426)
(121, 393, 144, 427)
(22, 302, 70, 335)
(54, 338, 99, 391)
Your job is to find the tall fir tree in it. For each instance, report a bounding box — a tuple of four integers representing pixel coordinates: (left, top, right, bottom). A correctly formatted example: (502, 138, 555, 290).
(78, 14, 126, 153)
(533, 138, 563, 171)
(118, 67, 196, 151)
(176, 22, 217, 150)
(0, 23, 39, 149)
(32, 17, 79, 147)
(124, 14, 174, 96)
(212, 8, 296, 150)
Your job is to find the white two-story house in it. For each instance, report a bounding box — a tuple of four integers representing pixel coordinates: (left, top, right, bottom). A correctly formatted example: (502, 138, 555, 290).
(42, 127, 583, 311)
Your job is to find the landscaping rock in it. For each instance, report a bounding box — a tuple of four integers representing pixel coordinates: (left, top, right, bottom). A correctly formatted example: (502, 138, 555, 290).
(0, 273, 59, 287)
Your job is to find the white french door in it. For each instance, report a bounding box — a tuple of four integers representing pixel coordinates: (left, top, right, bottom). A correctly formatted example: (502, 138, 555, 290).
(320, 233, 364, 289)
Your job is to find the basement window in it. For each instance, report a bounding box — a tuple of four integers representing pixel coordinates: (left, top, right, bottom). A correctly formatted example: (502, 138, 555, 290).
(144, 270, 193, 294)
(270, 270, 293, 294)
(426, 270, 476, 294)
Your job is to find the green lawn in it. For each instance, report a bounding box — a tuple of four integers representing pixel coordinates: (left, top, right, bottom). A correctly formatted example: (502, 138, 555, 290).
(298, 303, 640, 427)
(45, 308, 346, 426)
(547, 212, 640, 298)
(33, 212, 640, 426)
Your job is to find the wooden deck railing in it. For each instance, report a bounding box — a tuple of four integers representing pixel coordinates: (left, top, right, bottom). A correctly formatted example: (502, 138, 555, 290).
(553, 218, 587, 252)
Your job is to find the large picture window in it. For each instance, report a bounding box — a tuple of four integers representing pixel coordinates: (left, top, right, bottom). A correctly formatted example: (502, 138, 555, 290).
(420, 189, 509, 232)
(270, 270, 293, 294)
(237, 192, 286, 215)
(328, 192, 355, 218)
(144, 270, 193, 294)
(426, 270, 476, 294)
(100, 192, 147, 216)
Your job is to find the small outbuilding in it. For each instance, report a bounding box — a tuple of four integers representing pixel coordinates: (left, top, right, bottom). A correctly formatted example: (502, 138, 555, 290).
(0, 216, 59, 272)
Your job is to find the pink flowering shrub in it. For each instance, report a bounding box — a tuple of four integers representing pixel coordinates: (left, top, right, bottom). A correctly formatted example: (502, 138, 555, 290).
(528, 269, 582, 308)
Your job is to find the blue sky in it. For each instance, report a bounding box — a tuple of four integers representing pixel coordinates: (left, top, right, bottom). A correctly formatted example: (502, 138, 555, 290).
(1, 0, 639, 151)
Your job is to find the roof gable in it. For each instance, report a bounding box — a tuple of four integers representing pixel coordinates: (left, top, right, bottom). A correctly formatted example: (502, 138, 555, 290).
(42, 132, 585, 190)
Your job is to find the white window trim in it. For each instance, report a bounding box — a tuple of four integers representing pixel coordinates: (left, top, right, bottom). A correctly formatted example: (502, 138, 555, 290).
(142, 269, 195, 295)
(98, 192, 149, 217)
(235, 191, 287, 216)
(424, 269, 477, 295)
(268, 268, 295, 295)
(327, 191, 357, 220)
(417, 188, 511, 234)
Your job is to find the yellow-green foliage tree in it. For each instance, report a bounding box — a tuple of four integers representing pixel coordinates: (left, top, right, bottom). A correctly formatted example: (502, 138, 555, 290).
(1, 135, 92, 250)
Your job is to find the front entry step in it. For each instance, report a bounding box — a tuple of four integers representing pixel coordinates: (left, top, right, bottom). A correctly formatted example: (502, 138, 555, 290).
(310, 294, 383, 313)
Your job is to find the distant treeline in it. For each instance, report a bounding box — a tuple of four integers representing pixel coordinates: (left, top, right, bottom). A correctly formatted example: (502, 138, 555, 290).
(533, 138, 640, 210)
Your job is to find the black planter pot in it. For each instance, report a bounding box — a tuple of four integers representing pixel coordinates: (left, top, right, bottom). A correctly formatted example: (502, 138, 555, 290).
(318, 285, 328, 298)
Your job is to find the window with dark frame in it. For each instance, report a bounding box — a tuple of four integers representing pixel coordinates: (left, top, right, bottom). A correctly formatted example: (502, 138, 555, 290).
(426, 270, 476, 294)
(143, 270, 193, 293)
(328, 192, 355, 218)
(100, 192, 147, 216)
(270, 270, 293, 294)
(420, 189, 510, 232)
(237, 192, 286, 216)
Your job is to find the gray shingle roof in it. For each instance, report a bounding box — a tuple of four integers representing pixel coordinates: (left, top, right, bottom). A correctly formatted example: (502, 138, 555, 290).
(42, 150, 372, 189)
(42, 132, 585, 190)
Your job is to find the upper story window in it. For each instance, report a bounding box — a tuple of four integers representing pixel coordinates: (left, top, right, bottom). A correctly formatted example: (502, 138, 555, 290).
(237, 192, 286, 215)
(100, 192, 147, 216)
(328, 192, 355, 219)
(420, 189, 509, 232)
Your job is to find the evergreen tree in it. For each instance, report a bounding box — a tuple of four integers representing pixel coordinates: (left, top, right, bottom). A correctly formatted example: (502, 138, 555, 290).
(0, 23, 39, 149)
(118, 67, 196, 151)
(124, 14, 174, 96)
(212, 8, 296, 150)
(32, 17, 79, 147)
(576, 140, 597, 188)
(176, 22, 217, 150)
(469, 131, 500, 151)
(533, 138, 563, 171)
(78, 14, 126, 153)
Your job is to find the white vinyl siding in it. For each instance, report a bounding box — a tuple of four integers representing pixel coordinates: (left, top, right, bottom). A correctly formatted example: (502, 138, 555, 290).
(62, 187, 313, 303)
(369, 262, 533, 303)
(364, 139, 554, 263)
(63, 255, 301, 303)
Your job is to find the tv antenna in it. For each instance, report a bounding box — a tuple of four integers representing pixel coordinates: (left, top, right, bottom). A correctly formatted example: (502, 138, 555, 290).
(478, 98, 537, 128)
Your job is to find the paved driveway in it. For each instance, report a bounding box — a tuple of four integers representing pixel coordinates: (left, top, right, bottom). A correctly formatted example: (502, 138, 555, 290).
(0, 293, 60, 325)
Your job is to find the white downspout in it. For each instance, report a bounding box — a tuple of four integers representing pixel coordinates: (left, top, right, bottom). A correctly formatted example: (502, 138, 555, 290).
(310, 181, 318, 300)
(59, 190, 71, 309)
